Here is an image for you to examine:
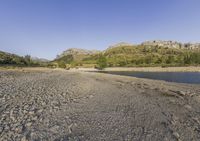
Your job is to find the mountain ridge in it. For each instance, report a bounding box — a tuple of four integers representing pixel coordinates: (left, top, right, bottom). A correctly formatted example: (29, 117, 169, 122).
(57, 40, 200, 58)
(54, 40, 200, 67)
(56, 48, 100, 59)
(141, 40, 200, 49)
(1, 40, 200, 67)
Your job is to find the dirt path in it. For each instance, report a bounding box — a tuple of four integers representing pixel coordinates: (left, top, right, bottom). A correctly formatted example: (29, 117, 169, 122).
(0, 69, 200, 141)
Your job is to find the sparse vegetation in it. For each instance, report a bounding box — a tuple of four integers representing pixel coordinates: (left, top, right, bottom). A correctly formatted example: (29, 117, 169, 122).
(1, 44, 200, 68)
(53, 45, 200, 68)
(58, 61, 66, 68)
(0, 51, 50, 67)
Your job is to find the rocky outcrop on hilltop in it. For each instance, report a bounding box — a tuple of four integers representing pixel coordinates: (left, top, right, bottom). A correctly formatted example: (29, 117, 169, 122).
(107, 42, 134, 50)
(57, 40, 200, 59)
(56, 48, 100, 59)
(142, 40, 200, 49)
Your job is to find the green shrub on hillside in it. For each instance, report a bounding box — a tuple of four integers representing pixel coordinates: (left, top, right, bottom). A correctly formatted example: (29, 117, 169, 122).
(58, 61, 66, 68)
(96, 55, 107, 70)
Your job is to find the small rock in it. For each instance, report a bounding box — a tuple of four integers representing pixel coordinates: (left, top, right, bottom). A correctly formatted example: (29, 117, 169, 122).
(65, 116, 70, 119)
(184, 105, 192, 110)
(192, 117, 200, 124)
(71, 136, 80, 141)
(29, 111, 35, 115)
(173, 132, 180, 139)
(50, 125, 60, 133)
(15, 126, 23, 133)
(32, 116, 38, 121)
(89, 95, 94, 99)
(25, 122, 32, 127)
(68, 124, 73, 134)
(39, 118, 43, 122)
(178, 91, 186, 96)
(0, 126, 3, 133)
(41, 101, 46, 106)
(4, 125, 10, 131)
(21, 136, 28, 141)
(30, 132, 40, 140)
(37, 109, 43, 113)
(131, 82, 136, 85)
(10, 109, 15, 121)
(190, 93, 196, 97)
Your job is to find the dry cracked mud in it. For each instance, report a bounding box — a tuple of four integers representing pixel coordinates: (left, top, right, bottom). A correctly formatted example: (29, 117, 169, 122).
(0, 69, 200, 141)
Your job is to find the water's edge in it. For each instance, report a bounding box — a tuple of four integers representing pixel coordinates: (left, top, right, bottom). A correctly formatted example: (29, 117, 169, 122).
(96, 71, 200, 84)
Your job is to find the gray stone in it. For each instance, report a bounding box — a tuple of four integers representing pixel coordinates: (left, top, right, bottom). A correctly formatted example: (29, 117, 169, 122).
(50, 125, 60, 133)
(15, 126, 23, 133)
(21, 136, 28, 141)
(25, 122, 32, 127)
(173, 132, 180, 139)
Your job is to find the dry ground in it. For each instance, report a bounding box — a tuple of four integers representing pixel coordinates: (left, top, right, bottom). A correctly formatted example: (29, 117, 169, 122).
(0, 69, 200, 141)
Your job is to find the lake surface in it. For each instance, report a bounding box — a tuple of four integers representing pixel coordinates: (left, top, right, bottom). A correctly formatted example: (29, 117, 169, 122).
(102, 71, 200, 84)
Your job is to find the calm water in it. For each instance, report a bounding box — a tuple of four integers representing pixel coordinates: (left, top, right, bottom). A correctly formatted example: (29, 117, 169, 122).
(102, 71, 200, 84)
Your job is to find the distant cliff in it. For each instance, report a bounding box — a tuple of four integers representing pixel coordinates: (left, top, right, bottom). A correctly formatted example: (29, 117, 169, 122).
(141, 40, 200, 49)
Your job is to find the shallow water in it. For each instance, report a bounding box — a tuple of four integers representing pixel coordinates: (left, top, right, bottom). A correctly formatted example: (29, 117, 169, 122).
(102, 71, 200, 84)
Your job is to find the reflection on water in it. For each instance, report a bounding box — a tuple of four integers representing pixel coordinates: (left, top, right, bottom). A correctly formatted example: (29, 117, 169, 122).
(102, 71, 200, 84)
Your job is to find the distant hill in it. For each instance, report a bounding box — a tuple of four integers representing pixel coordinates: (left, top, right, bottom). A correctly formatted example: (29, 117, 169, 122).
(0, 51, 49, 66)
(56, 48, 100, 59)
(54, 48, 100, 66)
(31, 57, 49, 63)
(54, 40, 200, 67)
(0, 51, 27, 65)
(1, 40, 200, 68)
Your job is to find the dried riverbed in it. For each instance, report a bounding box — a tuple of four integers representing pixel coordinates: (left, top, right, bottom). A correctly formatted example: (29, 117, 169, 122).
(0, 69, 200, 141)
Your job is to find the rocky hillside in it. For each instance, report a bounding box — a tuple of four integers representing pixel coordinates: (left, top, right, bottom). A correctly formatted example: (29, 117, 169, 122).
(107, 42, 134, 50)
(142, 40, 200, 50)
(54, 48, 100, 66)
(0, 51, 49, 66)
(56, 48, 100, 59)
(55, 40, 200, 67)
(0, 51, 27, 65)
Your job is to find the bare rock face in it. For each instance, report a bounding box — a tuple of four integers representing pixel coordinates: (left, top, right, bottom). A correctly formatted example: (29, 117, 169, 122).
(142, 40, 181, 48)
(142, 40, 200, 49)
(57, 48, 100, 59)
(56, 40, 200, 59)
(107, 42, 134, 50)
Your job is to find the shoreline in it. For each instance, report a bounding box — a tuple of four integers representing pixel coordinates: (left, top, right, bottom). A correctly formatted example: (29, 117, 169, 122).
(75, 66, 200, 72)
(0, 66, 200, 72)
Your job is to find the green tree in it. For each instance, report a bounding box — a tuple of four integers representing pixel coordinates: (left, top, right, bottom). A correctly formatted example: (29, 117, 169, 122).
(24, 55, 31, 65)
(97, 55, 107, 70)
(183, 53, 191, 64)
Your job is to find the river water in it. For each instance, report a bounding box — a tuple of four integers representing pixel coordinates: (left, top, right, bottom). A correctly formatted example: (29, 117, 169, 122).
(102, 71, 200, 84)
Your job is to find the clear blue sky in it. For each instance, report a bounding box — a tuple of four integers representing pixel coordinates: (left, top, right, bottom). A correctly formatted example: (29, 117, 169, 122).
(0, 0, 200, 59)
